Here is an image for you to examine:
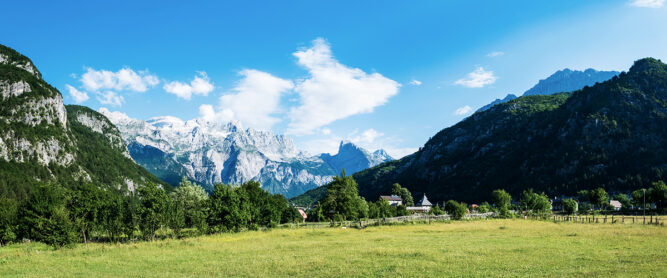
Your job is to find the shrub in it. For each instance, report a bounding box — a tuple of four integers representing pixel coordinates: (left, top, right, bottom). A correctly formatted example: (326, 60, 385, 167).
(445, 200, 467, 220)
(562, 199, 578, 215)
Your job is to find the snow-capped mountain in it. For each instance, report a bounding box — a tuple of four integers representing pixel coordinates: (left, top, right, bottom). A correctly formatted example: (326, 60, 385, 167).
(100, 109, 391, 197)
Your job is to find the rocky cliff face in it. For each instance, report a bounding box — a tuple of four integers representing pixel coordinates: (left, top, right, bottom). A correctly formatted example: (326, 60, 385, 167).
(103, 109, 390, 197)
(0, 44, 167, 200)
(320, 141, 393, 175)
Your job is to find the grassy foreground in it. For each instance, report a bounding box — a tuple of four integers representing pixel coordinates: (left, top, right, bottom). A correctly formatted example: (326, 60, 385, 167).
(1, 220, 665, 277)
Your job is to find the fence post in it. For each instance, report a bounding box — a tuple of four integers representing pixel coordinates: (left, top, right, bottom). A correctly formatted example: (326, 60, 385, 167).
(612, 215, 614, 224)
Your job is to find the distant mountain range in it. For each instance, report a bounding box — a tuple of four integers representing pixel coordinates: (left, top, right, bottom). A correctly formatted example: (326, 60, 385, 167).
(102, 110, 392, 198)
(477, 68, 620, 112)
(0, 44, 167, 200)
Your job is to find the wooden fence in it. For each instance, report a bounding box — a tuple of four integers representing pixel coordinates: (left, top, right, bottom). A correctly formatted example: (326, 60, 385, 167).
(551, 215, 662, 225)
(284, 212, 495, 229)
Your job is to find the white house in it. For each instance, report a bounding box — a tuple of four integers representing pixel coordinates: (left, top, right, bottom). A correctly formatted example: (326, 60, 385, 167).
(407, 194, 432, 213)
(609, 200, 622, 211)
(380, 195, 403, 206)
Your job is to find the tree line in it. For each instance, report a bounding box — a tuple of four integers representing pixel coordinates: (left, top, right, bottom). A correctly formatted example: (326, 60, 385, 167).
(0, 177, 301, 248)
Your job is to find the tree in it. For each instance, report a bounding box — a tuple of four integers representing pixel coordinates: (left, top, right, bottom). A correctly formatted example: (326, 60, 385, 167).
(445, 200, 467, 220)
(376, 199, 395, 218)
(322, 171, 367, 221)
(492, 189, 512, 217)
(67, 183, 104, 244)
(631, 189, 646, 209)
(391, 183, 414, 206)
(612, 194, 631, 210)
(562, 199, 578, 215)
(171, 177, 209, 233)
(576, 190, 590, 203)
(208, 183, 247, 232)
(520, 189, 551, 218)
(477, 202, 491, 213)
(17, 184, 76, 248)
(589, 188, 608, 211)
(430, 205, 445, 215)
(650, 181, 667, 211)
(137, 183, 169, 240)
(0, 198, 18, 245)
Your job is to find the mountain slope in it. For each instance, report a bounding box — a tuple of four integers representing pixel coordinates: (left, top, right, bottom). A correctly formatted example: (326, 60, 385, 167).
(320, 141, 393, 175)
(477, 68, 619, 112)
(352, 58, 667, 204)
(103, 111, 388, 198)
(523, 68, 620, 96)
(0, 44, 167, 200)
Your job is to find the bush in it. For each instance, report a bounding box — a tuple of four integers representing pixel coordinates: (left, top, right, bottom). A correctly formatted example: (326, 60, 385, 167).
(445, 200, 467, 220)
(562, 199, 578, 215)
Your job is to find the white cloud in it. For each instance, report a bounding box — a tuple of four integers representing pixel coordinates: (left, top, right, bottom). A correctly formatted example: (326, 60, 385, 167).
(198, 69, 293, 130)
(81, 67, 159, 92)
(630, 0, 664, 8)
(66, 84, 89, 103)
(454, 105, 473, 116)
(409, 79, 422, 86)
(96, 91, 124, 107)
(321, 128, 332, 135)
(163, 72, 215, 100)
(455, 67, 497, 88)
(351, 128, 384, 144)
(486, 51, 504, 57)
(287, 38, 400, 135)
(385, 147, 418, 159)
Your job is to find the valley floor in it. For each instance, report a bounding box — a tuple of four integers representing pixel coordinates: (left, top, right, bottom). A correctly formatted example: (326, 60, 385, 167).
(1, 219, 665, 277)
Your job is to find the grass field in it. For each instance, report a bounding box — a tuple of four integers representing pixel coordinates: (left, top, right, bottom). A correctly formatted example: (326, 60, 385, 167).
(1, 219, 665, 277)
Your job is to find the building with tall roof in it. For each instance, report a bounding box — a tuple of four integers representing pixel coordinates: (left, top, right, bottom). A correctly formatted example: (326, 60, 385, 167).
(407, 194, 432, 213)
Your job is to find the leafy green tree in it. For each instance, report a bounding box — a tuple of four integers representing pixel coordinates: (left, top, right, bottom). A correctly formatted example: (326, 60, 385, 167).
(122, 196, 140, 240)
(492, 189, 512, 217)
(376, 199, 395, 218)
(631, 189, 647, 209)
(67, 183, 104, 243)
(367, 201, 380, 219)
(17, 184, 76, 248)
(171, 177, 209, 233)
(395, 204, 408, 216)
(650, 181, 667, 211)
(98, 193, 125, 242)
(477, 202, 491, 213)
(576, 190, 590, 203)
(589, 188, 608, 210)
(137, 183, 169, 240)
(520, 189, 551, 218)
(562, 198, 578, 215)
(430, 205, 445, 215)
(322, 171, 367, 220)
(0, 197, 18, 245)
(445, 200, 467, 220)
(391, 183, 414, 206)
(208, 183, 250, 232)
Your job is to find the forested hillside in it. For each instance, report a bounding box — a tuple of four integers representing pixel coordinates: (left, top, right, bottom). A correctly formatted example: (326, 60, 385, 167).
(351, 58, 667, 203)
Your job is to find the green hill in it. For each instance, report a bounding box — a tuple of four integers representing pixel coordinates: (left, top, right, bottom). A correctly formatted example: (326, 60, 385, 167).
(294, 58, 667, 205)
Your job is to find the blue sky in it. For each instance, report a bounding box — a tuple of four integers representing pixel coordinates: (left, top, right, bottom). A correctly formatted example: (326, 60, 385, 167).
(2, 0, 666, 157)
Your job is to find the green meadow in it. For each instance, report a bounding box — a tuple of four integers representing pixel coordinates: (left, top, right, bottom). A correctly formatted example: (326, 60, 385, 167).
(1, 219, 665, 277)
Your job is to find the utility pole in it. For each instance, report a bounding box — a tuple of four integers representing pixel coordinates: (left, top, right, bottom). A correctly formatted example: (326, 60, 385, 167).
(643, 188, 646, 217)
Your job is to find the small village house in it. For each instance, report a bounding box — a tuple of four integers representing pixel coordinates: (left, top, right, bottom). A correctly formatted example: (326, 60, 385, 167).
(380, 195, 403, 206)
(407, 194, 432, 214)
(609, 200, 622, 211)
